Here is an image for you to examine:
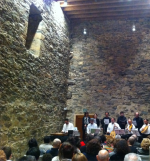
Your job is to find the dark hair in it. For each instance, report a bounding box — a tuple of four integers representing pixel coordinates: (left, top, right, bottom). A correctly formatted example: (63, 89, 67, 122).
(67, 136, 81, 149)
(94, 135, 101, 144)
(85, 134, 94, 143)
(111, 117, 116, 121)
(17, 156, 36, 161)
(116, 140, 129, 155)
(86, 139, 101, 155)
(120, 111, 124, 114)
(144, 119, 149, 122)
(28, 138, 38, 148)
(128, 137, 135, 146)
(44, 136, 50, 144)
(26, 147, 40, 160)
(105, 112, 109, 115)
(2, 147, 11, 160)
(58, 142, 74, 160)
(65, 118, 69, 122)
(100, 135, 106, 143)
(42, 154, 52, 161)
(84, 112, 89, 116)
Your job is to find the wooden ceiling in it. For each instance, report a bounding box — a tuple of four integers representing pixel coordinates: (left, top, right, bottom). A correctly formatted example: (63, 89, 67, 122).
(57, 0, 150, 21)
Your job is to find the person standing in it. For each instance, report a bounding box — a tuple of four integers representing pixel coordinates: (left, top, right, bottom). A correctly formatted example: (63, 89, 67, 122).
(101, 112, 111, 134)
(93, 113, 100, 127)
(133, 112, 143, 131)
(117, 111, 127, 129)
(82, 112, 90, 140)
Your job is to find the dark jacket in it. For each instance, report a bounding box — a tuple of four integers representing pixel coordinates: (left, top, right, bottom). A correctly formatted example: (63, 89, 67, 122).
(133, 117, 143, 130)
(82, 117, 90, 129)
(137, 148, 149, 155)
(110, 153, 125, 161)
(117, 116, 127, 129)
(129, 146, 137, 153)
(96, 118, 100, 127)
(101, 117, 111, 133)
(83, 152, 97, 161)
(46, 148, 59, 157)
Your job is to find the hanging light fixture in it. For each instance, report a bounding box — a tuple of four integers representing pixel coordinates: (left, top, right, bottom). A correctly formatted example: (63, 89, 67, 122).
(83, 28, 87, 35)
(132, 24, 136, 32)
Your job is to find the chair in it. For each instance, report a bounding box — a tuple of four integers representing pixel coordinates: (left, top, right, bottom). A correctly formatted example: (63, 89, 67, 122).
(138, 155, 149, 161)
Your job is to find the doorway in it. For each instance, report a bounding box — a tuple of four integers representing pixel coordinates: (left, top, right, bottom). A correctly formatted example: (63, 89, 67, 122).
(74, 114, 94, 140)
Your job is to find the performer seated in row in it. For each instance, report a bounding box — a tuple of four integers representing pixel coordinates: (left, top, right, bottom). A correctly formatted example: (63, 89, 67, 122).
(126, 119, 136, 133)
(140, 119, 150, 138)
(107, 118, 121, 134)
(61, 118, 74, 133)
(87, 118, 97, 134)
(101, 112, 111, 134)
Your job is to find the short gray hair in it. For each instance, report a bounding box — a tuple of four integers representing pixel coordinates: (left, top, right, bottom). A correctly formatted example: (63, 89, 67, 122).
(124, 153, 141, 161)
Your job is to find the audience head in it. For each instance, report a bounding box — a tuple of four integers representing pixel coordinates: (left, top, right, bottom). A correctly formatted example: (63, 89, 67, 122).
(18, 155, 36, 161)
(116, 139, 129, 155)
(86, 139, 102, 155)
(94, 113, 98, 119)
(120, 111, 124, 116)
(52, 138, 61, 148)
(141, 138, 150, 150)
(72, 153, 87, 161)
(44, 136, 50, 144)
(28, 138, 38, 148)
(96, 149, 109, 161)
(65, 118, 69, 125)
(124, 153, 142, 161)
(115, 134, 121, 139)
(2, 147, 12, 160)
(90, 118, 94, 124)
(135, 112, 139, 118)
(128, 119, 132, 125)
(111, 118, 115, 124)
(131, 134, 137, 140)
(94, 135, 101, 144)
(105, 112, 109, 117)
(58, 142, 74, 160)
(85, 134, 94, 143)
(113, 139, 121, 149)
(42, 154, 52, 161)
(67, 136, 81, 149)
(100, 135, 106, 143)
(128, 137, 135, 146)
(144, 119, 149, 125)
(0, 150, 6, 161)
(105, 136, 114, 147)
(26, 147, 40, 160)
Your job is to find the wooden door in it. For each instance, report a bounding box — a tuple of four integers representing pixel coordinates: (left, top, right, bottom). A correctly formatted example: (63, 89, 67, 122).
(75, 114, 94, 140)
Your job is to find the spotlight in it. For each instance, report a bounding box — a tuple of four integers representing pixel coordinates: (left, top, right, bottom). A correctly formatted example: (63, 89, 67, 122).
(132, 24, 136, 32)
(83, 28, 87, 35)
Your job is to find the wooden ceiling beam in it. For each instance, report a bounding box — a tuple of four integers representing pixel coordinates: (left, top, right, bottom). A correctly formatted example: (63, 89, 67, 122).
(62, 1, 150, 11)
(65, 6, 150, 15)
(68, 11, 150, 19)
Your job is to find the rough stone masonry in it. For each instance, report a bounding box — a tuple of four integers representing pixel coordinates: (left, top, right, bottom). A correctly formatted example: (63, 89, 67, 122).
(0, 0, 70, 158)
(67, 19, 150, 123)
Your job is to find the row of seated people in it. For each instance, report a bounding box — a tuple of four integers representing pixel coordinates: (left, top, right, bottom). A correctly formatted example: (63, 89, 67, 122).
(0, 134, 150, 161)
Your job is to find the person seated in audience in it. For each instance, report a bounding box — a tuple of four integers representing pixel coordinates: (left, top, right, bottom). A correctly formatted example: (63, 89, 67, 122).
(87, 118, 97, 134)
(115, 134, 121, 139)
(137, 138, 150, 155)
(67, 136, 81, 153)
(72, 153, 87, 161)
(39, 136, 52, 154)
(26, 138, 40, 161)
(127, 137, 137, 153)
(109, 139, 121, 157)
(52, 142, 74, 161)
(103, 135, 114, 153)
(17, 155, 36, 161)
(124, 153, 142, 161)
(110, 139, 129, 161)
(94, 135, 102, 144)
(2, 147, 12, 161)
(83, 139, 102, 161)
(42, 154, 52, 161)
(80, 134, 94, 153)
(96, 149, 109, 161)
(100, 135, 106, 146)
(0, 150, 6, 161)
(46, 138, 61, 158)
(131, 135, 141, 147)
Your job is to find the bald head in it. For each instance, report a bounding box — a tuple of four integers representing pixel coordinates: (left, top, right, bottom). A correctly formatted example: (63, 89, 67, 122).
(96, 150, 109, 161)
(128, 137, 135, 146)
(124, 153, 141, 161)
(52, 138, 61, 148)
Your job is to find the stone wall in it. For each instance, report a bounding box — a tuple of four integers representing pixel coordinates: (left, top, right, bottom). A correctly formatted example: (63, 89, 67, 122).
(0, 0, 70, 159)
(67, 19, 150, 123)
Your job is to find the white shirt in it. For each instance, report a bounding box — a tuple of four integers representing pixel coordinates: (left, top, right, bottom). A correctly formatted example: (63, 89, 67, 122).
(107, 122, 121, 133)
(140, 124, 150, 134)
(87, 123, 97, 134)
(39, 144, 52, 153)
(62, 122, 74, 133)
(126, 124, 135, 134)
(52, 156, 59, 161)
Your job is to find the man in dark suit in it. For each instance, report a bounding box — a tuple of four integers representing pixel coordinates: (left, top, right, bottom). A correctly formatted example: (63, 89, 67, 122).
(101, 112, 111, 134)
(133, 112, 143, 131)
(117, 111, 127, 129)
(82, 112, 90, 140)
